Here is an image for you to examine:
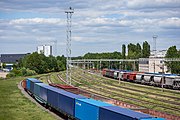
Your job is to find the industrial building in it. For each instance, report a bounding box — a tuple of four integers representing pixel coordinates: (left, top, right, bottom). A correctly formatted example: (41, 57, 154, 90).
(139, 50, 169, 73)
(37, 45, 52, 57)
(0, 54, 27, 63)
(0, 53, 28, 71)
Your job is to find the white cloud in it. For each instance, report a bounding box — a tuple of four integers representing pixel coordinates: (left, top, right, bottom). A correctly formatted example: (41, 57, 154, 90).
(9, 18, 65, 25)
(127, 0, 180, 8)
(159, 17, 180, 28)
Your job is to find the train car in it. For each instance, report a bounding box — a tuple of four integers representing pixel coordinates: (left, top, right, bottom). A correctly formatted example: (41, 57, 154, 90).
(118, 71, 126, 80)
(104, 69, 115, 78)
(109, 69, 115, 78)
(49, 84, 79, 94)
(129, 72, 137, 81)
(142, 74, 154, 84)
(102, 69, 107, 76)
(102, 68, 180, 89)
(23, 78, 166, 120)
(75, 98, 112, 120)
(21, 80, 26, 89)
(123, 72, 130, 80)
(26, 78, 42, 93)
(153, 75, 165, 86)
(114, 70, 120, 79)
(165, 75, 180, 89)
(47, 86, 86, 117)
(99, 106, 165, 120)
(135, 73, 144, 83)
(34, 83, 50, 104)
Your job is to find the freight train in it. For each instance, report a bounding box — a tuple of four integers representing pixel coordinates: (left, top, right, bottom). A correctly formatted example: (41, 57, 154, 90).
(22, 78, 165, 120)
(102, 69, 180, 89)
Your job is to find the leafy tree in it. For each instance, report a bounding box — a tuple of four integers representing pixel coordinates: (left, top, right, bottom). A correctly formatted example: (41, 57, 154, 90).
(122, 44, 126, 59)
(136, 43, 142, 58)
(166, 46, 178, 58)
(127, 43, 139, 59)
(165, 46, 180, 74)
(16, 52, 66, 75)
(142, 41, 150, 58)
(57, 55, 66, 71)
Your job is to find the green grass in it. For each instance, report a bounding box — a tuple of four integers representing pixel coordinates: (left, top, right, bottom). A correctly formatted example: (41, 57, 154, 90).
(0, 76, 56, 120)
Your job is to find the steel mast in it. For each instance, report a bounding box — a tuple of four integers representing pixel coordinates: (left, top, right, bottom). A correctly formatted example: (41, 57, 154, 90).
(65, 7, 74, 85)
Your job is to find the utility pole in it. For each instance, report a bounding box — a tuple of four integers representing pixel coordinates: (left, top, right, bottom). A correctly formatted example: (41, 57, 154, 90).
(153, 35, 158, 73)
(161, 60, 165, 92)
(153, 35, 158, 57)
(65, 7, 74, 85)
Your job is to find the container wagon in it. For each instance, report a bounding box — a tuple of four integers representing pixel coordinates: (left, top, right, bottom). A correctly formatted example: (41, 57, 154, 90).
(99, 106, 164, 120)
(23, 78, 165, 120)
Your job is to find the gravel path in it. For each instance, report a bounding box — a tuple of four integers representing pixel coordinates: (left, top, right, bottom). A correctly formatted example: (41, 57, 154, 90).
(0, 71, 8, 78)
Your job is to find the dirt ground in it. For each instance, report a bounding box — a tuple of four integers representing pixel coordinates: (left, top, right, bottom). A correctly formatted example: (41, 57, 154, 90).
(0, 72, 8, 78)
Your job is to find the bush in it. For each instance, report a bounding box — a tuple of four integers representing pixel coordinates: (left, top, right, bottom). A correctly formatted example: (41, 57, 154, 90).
(25, 68, 37, 76)
(6, 68, 37, 78)
(13, 69, 22, 76)
(6, 72, 16, 78)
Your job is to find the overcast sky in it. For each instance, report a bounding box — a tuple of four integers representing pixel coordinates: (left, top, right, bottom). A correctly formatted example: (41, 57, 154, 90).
(0, 0, 180, 56)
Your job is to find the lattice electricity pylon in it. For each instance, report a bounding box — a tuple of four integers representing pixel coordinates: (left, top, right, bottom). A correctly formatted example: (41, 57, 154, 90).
(65, 7, 74, 85)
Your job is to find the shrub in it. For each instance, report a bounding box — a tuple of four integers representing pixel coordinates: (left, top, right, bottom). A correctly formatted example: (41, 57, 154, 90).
(6, 72, 16, 78)
(6, 68, 37, 78)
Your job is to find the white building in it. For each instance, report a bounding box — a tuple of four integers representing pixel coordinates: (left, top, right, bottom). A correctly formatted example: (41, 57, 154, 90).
(37, 45, 52, 57)
(37, 46, 44, 54)
(139, 50, 169, 73)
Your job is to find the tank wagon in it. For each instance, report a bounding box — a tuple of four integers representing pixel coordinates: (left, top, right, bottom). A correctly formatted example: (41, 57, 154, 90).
(102, 69, 180, 89)
(22, 78, 165, 120)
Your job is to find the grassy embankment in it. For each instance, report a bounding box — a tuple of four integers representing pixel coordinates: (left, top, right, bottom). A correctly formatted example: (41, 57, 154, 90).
(0, 75, 57, 120)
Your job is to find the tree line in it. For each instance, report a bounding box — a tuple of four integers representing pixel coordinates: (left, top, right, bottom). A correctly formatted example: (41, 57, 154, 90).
(7, 52, 66, 78)
(75, 41, 151, 70)
(81, 41, 150, 59)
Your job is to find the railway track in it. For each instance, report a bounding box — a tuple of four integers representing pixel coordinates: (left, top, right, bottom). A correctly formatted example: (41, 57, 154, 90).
(57, 71, 180, 119)
(70, 75, 180, 115)
(92, 84, 180, 111)
(70, 69, 180, 115)
(81, 69, 180, 99)
(72, 69, 180, 101)
(70, 73, 180, 112)
(92, 69, 180, 93)
(105, 82, 180, 101)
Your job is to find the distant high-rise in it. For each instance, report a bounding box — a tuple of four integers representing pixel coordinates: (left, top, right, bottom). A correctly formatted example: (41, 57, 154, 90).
(37, 45, 52, 57)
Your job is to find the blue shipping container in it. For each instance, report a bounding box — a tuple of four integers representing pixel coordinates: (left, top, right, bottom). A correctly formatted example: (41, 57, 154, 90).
(30, 79, 42, 93)
(39, 84, 50, 102)
(34, 83, 41, 96)
(26, 79, 31, 90)
(99, 106, 153, 120)
(58, 91, 86, 117)
(47, 87, 62, 109)
(47, 87, 86, 116)
(140, 118, 165, 120)
(75, 99, 112, 120)
(34, 83, 50, 102)
(26, 78, 42, 91)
